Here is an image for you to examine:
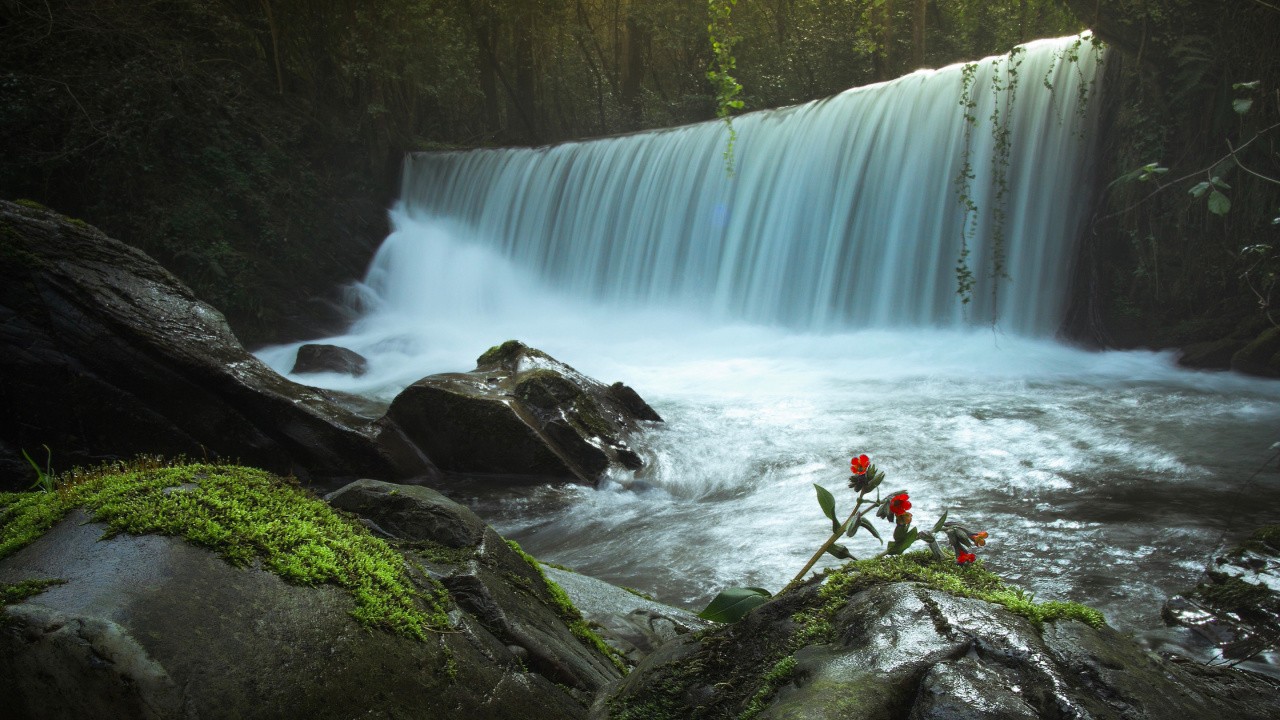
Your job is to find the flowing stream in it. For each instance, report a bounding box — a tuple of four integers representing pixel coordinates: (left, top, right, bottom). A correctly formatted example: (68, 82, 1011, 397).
(257, 35, 1280, 669)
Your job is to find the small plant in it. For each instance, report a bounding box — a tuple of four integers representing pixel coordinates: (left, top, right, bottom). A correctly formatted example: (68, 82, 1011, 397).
(21, 445, 54, 493)
(699, 454, 991, 623)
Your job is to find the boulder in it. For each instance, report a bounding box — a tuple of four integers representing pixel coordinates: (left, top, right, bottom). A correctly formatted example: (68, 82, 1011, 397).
(387, 341, 660, 483)
(1163, 525, 1280, 665)
(0, 200, 431, 490)
(291, 343, 369, 377)
(1232, 327, 1280, 378)
(593, 560, 1280, 720)
(331, 478, 627, 695)
(542, 564, 712, 664)
(0, 511, 585, 719)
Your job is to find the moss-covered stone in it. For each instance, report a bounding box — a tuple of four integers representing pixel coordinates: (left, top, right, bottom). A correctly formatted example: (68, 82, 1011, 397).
(0, 459, 450, 639)
(1232, 326, 1280, 377)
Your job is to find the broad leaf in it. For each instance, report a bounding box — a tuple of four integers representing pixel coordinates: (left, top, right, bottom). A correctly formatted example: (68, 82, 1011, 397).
(858, 516, 882, 543)
(1208, 190, 1232, 216)
(885, 528, 918, 556)
(825, 543, 853, 560)
(1233, 98, 1254, 115)
(1234, 80, 1261, 91)
(1189, 181, 1210, 198)
(1210, 176, 1231, 190)
(814, 484, 838, 533)
(697, 587, 773, 623)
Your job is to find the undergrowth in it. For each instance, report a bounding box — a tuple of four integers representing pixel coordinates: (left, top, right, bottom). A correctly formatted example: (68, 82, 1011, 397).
(0, 458, 451, 639)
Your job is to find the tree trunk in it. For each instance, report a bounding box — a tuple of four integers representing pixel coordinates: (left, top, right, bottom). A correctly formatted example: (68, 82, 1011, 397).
(475, 14, 501, 136)
(913, 0, 926, 68)
(514, 4, 539, 143)
(620, 0, 647, 130)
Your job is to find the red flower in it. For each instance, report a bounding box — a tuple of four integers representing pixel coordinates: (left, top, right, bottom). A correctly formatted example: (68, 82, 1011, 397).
(956, 552, 976, 565)
(888, 493, 911, 516)
(970, 531, 988, 547)
(850, 455, 870, 475)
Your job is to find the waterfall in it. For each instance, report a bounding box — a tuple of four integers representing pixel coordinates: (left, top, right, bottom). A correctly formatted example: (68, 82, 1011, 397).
(384, 35, 1101, 337)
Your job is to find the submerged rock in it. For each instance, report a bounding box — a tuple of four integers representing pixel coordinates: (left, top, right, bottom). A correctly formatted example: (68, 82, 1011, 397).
(0, 200, 430, 490)
(0, 465, 596, 719)
(388, 340, 660, 483)
(1163, 525, 1280, 668)
(593, 556, 1280, 720)
(291, 343, 370, 377)
(542, 564, 711, 664)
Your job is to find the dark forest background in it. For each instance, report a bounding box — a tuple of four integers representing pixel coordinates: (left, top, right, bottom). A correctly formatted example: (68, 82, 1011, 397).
(1, 1, 1277, 360)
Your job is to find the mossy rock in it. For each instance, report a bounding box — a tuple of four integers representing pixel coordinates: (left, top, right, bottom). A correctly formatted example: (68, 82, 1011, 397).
(1231, 326, 1280, 377)
(598, 554, 1280, 719)
(0, 461, 593, 719)
(390, 342, 659, 483)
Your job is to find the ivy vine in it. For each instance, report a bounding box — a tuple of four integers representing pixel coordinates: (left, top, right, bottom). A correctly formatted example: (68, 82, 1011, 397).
(707, 0, 743, 177)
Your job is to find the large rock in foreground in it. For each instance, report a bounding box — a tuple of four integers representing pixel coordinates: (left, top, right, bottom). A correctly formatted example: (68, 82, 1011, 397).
(0, 465, 617, 718)
(594, 556, 1280, 720)
(0, 200, 430, 490)
(388, 340, 661, 483)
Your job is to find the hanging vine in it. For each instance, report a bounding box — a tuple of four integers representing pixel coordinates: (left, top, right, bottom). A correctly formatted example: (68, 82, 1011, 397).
(987, 45, 1026, 317)
(954, 61, 981, 309)
(707, 0, 743, 177)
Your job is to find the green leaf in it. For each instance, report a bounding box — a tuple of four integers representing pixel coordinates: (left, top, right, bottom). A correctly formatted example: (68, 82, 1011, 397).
(1233, 98, 1254, 115)
(825, 543, 853, 560)
(860, 512, 880, 540)
(932, 510, 949, 533)
(697, 587, 773, 623)
(814, 484, 838, 533)
(1211, 176, 1231, 190)
(885, 528, 918, 556)
(927, 540, 945, 561)
(1189, 181, 1210, 198)
(1234, 80, 1261, 91)
(1208, 190, 1232, 216)
(866, 469, 884, 492)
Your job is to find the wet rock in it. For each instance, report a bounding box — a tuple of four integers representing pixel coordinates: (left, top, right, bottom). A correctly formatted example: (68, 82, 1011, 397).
(1163, 525, 1280, 667)
(291, 343, 369, 377)
(1232, 327, 1280, 378)
(542, 564, 712, 663)
(325, 478, 486, 547)
(598, 579, 1280, 720)
(0, 510, 586, 720)
(0, 200, 432, 491)
(330, 478, 625, 692)
(388, 340, 660, 483)
(1178, 337, 1249, 370)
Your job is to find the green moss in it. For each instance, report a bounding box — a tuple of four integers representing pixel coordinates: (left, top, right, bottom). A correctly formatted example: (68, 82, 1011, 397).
(808, 552, 1105, 631)
(506, 539, 631, 674)
(542, 561, 578, 573)
(514, 369, 584, 409)
(739, 655, 797, 720)
(622, 586, 656, 601)
(401, 539, 477, 567)
(0, 459, 451, 640)
(13, 199, 48, 211)
(0, 219, 41, 268)
(1, 578, 66, 606)
(477, 340, 526, 368)
(1231, 524, 1280, 557)
(1195, 573, 1274, 611)
(62, 216, 88, 229)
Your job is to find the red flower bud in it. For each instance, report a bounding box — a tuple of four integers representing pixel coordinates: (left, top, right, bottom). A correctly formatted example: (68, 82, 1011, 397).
(889, 493, 911, 516)
(970, 531, 988, 547)
(850, 454, 870, 475)
(896, 511, 912, 526)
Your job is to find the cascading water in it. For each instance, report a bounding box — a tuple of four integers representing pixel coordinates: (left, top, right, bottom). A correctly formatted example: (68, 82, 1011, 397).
(258, 35, 1280, 673)
(396, 36, 1097, 334)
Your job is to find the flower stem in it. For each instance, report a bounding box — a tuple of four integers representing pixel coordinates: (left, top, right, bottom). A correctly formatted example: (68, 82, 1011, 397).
(790, 491, 875, 585)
